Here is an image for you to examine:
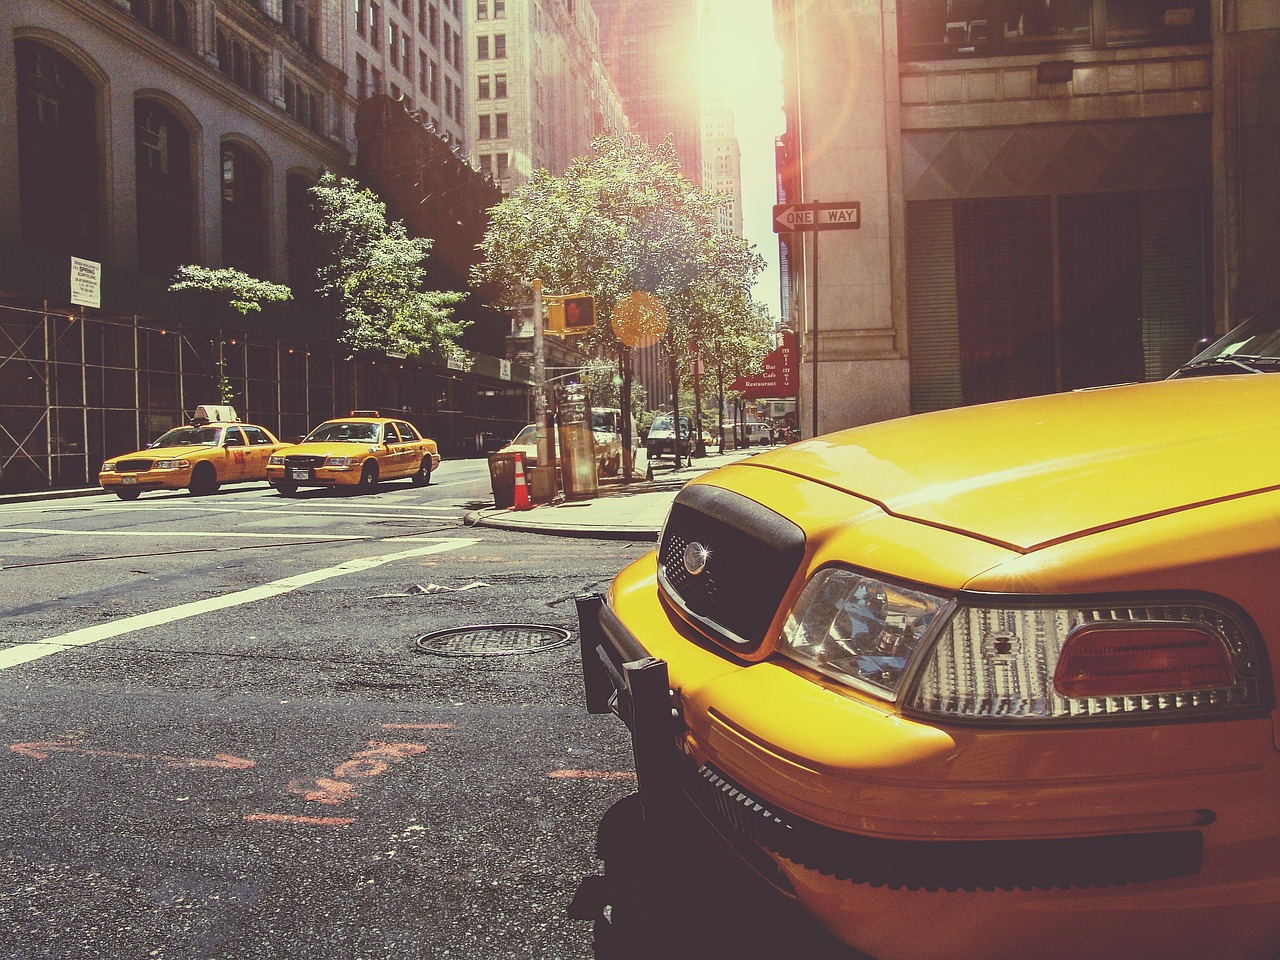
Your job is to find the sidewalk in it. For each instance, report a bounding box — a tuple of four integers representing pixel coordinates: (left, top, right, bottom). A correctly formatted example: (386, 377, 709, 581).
(464, 448, 755, 540)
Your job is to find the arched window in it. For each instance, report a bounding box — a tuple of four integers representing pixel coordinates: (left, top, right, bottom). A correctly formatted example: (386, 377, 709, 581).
(221, 143, 266, 275)
(15, 39, 99, 258)
(135, 99, 193, 278)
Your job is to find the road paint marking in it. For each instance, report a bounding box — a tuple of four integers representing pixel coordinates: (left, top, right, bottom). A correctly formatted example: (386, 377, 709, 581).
(0, 537, 478, 671)
(285, 740, 432, 810)
(10, 740, 255, 770)
(381, 723, 455, 731)
(548, 770, 638, 781)
(0, 527, 365, 540)
(244, 813, 354, 828)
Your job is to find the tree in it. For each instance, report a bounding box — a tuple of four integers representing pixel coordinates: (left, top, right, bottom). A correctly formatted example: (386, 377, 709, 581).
(169, 265, 293, 406)
(310, 172, 465, 360)
(472, 134, 764, 475)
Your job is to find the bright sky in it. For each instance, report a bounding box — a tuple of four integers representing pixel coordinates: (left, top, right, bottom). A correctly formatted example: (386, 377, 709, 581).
(699, 0, 786, 318)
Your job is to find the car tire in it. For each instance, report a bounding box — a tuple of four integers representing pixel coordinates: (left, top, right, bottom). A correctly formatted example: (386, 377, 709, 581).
(646, 444, 659, 460)
(188, 463, 219, 496)
(114, 489, 141, 501)
(411, 457, 432, 486)
(354, 461, 379, 494)
(273, 481, 299, 497)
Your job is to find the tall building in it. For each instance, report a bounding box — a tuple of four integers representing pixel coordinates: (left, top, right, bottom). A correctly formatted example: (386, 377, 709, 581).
(592, 0, 703, 185)
(775, 0, 1280, 437)
(701, 103, 743, 236)
(350, 0, 469, 148)
(463, 0, 627, 194)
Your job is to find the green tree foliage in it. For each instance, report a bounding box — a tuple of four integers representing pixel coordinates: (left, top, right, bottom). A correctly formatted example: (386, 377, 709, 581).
(472, 134, 769, 466)
(310, 172, 465, 359)
(169, 265, 292, 316)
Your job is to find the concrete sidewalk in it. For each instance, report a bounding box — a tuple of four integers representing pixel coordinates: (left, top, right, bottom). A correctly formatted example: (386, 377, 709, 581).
(464, 449, 755, 540)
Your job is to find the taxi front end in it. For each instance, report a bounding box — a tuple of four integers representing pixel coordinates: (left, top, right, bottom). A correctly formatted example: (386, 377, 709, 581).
(266, 440, 373, 489)
(579, 376, 1280, 960)
(99, 448, 200, 494)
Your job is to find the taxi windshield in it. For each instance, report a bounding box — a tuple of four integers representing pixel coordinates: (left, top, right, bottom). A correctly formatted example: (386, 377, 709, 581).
(149, 426, 221, 448)
(511, 425, 539, 445)
(305, 421, 382, 443)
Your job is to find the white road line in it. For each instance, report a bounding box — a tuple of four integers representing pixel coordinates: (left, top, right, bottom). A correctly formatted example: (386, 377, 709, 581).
(0, 527, 366, 540)
(0, 537, 479, 671)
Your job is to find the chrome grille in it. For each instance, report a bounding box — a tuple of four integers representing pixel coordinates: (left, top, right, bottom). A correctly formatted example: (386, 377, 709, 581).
(657, 485, 805, 653)
(115, 459, 153, 472)
(284, 455, 325, 468)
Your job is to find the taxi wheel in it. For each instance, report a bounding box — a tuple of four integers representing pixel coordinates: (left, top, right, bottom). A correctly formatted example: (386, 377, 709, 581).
(353, 461, 379, 494)
(114, 489, 141, 501)
(411, 457, 432, 486)
(274, 481, 299, 497)
(188, 463, 219, 496)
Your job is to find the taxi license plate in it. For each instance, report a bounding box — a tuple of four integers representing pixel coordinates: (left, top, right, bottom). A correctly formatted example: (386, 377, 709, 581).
(291, 468, 311, 480)
(122, 476, 137, 485)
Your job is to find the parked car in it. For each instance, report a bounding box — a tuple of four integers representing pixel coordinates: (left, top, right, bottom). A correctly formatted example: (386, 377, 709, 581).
(266, 412, 439, 495)
(644, 414, 697, 460)
(98, 405, 285, 500)
(591, 407, 638, 476)
(579, 303, 1280, 960)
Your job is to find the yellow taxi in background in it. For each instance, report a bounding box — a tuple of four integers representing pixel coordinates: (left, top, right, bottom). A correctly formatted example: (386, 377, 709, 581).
(98, 406, 285, 500)
(267, 412, 440, 495)
(580, 305, 1280, 960)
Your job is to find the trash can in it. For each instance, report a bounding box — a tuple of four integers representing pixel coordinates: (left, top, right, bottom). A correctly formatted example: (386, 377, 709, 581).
(556, 383, 599, 500)
(488, 452, 517, 508)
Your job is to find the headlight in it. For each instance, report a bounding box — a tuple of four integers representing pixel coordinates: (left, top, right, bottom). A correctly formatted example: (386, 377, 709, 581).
(268, 455, 285, 466)
(100, 462, 116, 473)
(325, 456, 356, 467)
(153, 459, 189, 470)
(780, 567, 948, 700)
(782, 569, 1264, 724)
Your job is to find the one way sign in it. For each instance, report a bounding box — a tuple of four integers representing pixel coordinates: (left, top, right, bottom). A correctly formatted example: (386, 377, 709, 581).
(773, 201, 861, 233)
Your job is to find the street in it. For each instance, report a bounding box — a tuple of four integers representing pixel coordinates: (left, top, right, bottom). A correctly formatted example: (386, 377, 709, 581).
(0, 458, 856, 960)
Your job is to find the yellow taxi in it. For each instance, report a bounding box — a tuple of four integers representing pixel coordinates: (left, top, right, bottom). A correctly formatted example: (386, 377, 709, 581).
(580, 305, 1280, 960)
(98, 406, 285, 500)
(266, 412, 440, 495)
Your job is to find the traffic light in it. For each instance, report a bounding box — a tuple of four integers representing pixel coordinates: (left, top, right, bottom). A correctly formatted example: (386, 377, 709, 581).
(545, 294, 596, 335)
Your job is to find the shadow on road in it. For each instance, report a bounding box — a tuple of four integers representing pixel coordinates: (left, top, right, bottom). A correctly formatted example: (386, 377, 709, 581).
(569, 793, 869, 960)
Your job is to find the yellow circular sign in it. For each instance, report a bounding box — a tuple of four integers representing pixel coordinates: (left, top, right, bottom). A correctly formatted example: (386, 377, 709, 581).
(610, 291, 668, 349)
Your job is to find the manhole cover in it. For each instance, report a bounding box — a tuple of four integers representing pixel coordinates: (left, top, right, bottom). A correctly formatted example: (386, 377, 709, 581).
(414, 624, 573, 657)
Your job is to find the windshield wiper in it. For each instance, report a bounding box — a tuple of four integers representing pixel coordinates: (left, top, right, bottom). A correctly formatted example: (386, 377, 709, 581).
(1176, 355, 1279, 376)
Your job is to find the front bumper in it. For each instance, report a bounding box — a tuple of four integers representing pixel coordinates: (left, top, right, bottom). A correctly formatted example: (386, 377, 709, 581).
(266, 464, 360, 486)
(99, 471, 187, 492)
(577, 593, 1207, 895)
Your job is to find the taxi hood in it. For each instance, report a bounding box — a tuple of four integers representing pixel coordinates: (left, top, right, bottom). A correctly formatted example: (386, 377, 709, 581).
(745, 377, 1280, 552)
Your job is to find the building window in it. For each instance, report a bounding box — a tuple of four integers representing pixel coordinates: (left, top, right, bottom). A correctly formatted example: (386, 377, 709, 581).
(418, 51, 429, 93)
(221, 142, 266, 275)
(372, 66, 383, 95)
(370, 2, 381, 44)
(477, 35, 489, 59)
(479, 152, 491, 174)
(429, 3, 439, 44)
(495, 112, 507, 138)
(283, 0, 318, 51)
(494, 33, 506, 58)
(479, 115, 491, 139)
(284, 75, 323, 132)
(402, 34, 413, 80)
(478, 0, 488, 18)
(445, 82, 453, 116)
(453, 32, 462, 66)
(135, 99, 193, 278)
(131, 0, 194, 50)
(15, 41, 99, 259)
(453, 82, 463, 120)
(357, 0, 366, 37)
(443, 23, 453, 64)
(357, 54, 368, 100)
(216, 28, 266, 98)
(494, 73, 507, 98)
(494, 0, 505, 17)
(496, 152, 508, 179)
(898, 0, 1208, 60)
(478, 75, 491, 99)
(390, 22, 400, 68)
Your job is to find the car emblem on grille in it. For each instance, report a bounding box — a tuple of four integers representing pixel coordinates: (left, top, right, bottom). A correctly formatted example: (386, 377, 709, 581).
(683, 541, 711, 576)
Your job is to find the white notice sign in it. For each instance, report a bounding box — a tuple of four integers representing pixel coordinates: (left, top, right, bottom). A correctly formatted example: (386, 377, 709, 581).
(70, 257, 101, 308)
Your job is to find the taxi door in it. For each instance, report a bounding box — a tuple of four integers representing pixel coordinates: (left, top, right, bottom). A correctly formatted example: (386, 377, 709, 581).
(396, 421, 426, 473)
(381, 422, 409, 478)
(240, 425, 276, 480)
(221, 426, 251, 482)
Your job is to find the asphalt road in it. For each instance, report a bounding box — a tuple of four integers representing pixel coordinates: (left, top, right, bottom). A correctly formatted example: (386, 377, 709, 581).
(0, 459, 858, 960)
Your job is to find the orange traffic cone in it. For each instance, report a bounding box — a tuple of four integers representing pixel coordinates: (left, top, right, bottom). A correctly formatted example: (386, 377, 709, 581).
(512, 451, 533, 510)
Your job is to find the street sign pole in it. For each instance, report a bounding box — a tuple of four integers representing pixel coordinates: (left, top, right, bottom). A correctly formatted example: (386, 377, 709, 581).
(811, 225, 819, 439)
